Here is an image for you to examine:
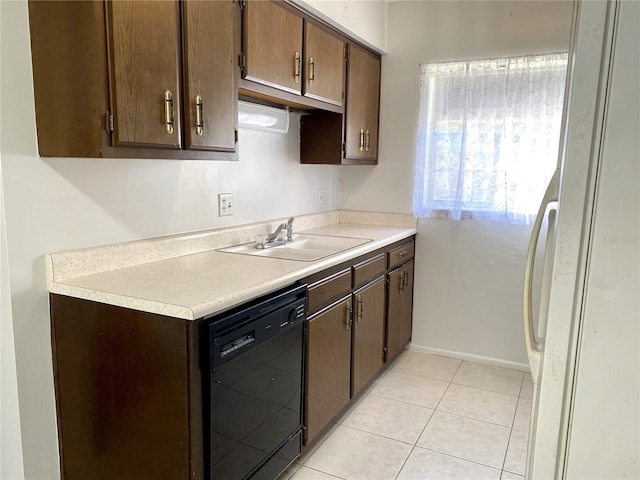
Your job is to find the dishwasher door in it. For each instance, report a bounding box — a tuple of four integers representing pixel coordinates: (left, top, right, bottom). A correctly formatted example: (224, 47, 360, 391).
(203, 285, 306, 480)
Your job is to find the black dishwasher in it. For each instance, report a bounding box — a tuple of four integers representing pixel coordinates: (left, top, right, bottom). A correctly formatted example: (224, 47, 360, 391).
(202, 284, 307, 480)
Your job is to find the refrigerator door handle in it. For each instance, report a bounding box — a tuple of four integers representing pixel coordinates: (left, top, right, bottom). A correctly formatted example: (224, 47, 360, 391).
(524, 169, 560, 379)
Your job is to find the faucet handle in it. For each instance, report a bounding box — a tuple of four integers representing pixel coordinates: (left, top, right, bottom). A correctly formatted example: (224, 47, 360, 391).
(286, 217, 294, 241)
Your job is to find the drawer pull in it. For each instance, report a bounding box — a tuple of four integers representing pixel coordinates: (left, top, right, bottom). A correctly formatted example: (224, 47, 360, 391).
(399, 251, 408, 258)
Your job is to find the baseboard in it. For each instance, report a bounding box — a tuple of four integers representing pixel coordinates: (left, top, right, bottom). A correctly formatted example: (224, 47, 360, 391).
(407, 344, 531, 372)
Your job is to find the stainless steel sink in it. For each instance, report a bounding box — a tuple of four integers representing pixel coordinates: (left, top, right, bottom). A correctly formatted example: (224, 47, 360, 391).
(217, 234, 373, 262)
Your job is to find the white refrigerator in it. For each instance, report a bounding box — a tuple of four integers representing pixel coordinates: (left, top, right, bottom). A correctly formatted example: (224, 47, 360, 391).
(523, 0, 639, 478)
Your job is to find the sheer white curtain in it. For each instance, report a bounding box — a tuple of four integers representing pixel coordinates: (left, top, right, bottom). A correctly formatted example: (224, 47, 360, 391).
(413, 53, 568, 224)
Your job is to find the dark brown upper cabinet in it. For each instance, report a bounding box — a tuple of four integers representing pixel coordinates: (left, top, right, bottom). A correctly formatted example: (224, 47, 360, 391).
(303, 22, 345, 106)
(240, 0, 345, 112)
(300, 42, 381, 165)
(28, 0, 237, 160)
(347, 43, 381, 161)
(242, 1, 303, 95)
(182, 1, 238, 152)
(107, 1, 184, 149)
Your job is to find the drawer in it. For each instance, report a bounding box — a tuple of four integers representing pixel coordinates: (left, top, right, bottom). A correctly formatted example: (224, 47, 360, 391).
(353, 253, 386, 289)
(388, 240, 415, 270)
(307, 268, 352, 315)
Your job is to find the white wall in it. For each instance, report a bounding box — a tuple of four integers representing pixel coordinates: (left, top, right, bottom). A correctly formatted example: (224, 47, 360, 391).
(0, 3, 26, 479)
(0, 1, 345, 477)
(340, 0, 573, 366)
(1, 156, 25, 480)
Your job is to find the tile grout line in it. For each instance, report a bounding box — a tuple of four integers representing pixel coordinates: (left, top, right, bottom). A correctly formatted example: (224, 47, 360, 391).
(392, 444, 417, 480)
(517, 372, 526, 397)
(388, 367, 458, 385)
(304, 352, 528, 479)
(338, 423, 417, 446)
(425, 407, 517, 430)
(449, 380, 523, 397)
(392, 354, 464, 480)
(366, 391, 439, 410)
(298, 464, 348, 480)
(434, 358, 522, 479)
(412, 445, 505, 473)
(500, 382, 522, 477)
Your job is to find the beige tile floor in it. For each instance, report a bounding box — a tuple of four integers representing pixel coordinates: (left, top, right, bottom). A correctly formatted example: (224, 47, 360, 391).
(280, 349, 533, 480)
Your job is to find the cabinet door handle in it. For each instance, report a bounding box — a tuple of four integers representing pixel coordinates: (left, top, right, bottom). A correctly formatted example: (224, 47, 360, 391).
(294, 52, 301, 83)
(164, 90, 175, 135)
(359, 129, 365, 151)
(399, 251, 408, 258)
(357, 296, 364, 322)
(345, 300, 353, 330)
(400, 270, 409, 292)
(309, 57, 315, 86)
(195, 95, 204, 136)
(365, 130, 371, 151)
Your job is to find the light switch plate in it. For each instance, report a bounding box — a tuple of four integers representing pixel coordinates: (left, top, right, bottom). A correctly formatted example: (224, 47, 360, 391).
(218, 193, 234, 216)
(317, 188, 327, 206)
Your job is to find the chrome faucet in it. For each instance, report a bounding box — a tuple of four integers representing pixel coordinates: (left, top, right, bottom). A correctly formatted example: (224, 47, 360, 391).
(257, 217, 294, 249)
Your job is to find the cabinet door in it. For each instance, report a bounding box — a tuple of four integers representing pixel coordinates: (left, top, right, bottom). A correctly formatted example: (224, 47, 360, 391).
(107, 1, 182, 148)
(352, 277, 386, 396)
(364, 52, 381, 159)
(305, 297, 352, 443)
(183, 0, 237, 151)
(386, 260, 414, 362)
(243, 1, 303, 95)
(304, 21, 344, 106)
(345, 43, 380, 162)
(344, 43, 368, 159)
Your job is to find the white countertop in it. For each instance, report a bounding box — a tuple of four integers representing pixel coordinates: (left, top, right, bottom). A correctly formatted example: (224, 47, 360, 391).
(46, 212, 416, 320)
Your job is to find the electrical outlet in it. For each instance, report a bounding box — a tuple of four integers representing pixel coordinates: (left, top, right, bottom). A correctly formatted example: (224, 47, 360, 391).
(218, 193, 234, 216)
(317, 188, 327, 206)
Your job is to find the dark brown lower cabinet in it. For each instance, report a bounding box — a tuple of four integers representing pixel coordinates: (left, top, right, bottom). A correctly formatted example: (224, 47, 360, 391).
(305, 296, 352, 443)
(386, 259, 415, 362)
(351, 277, 386, 396)
(49, 294, 203, 480)
(48, 237, 417, 477)
(304, 249, 391, 445)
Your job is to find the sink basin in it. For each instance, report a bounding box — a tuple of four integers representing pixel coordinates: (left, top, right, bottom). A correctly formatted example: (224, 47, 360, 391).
(217, 234, 373, 262)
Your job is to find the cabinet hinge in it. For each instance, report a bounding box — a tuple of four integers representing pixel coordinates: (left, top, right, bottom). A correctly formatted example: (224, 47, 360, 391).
(105, 111, 114, 135)
(344, 44, 348, 59)
(234, 129, 239, 144)
(239, 52, 246, 70)
(239, 0, 246, 8)
(342, 142, 346, 153)
(383, 347, 388, 363)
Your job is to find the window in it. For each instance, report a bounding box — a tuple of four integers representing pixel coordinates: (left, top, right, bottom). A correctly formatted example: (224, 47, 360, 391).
(413, 53, 568, 224)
